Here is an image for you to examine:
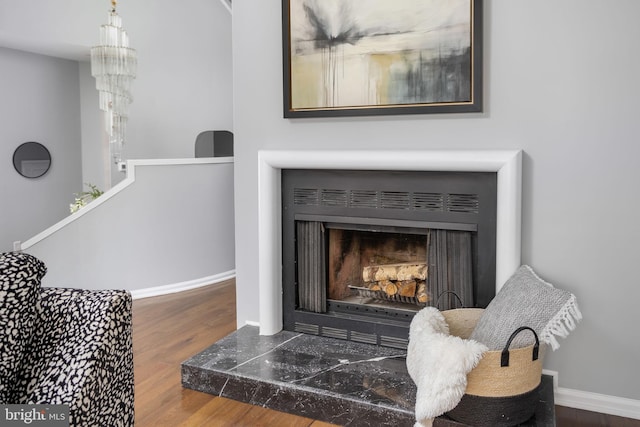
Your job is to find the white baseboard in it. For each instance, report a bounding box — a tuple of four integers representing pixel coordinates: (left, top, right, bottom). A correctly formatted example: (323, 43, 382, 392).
(130, 270, 235, 300)
(544, 369, 640, 420)
(555, 387, 640, 420)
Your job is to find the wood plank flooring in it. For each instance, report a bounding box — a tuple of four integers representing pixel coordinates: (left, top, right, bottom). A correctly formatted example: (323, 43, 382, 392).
(555, 406, 639, 427)
(132, 279, 336, 427)
(132, 280, 639, 427)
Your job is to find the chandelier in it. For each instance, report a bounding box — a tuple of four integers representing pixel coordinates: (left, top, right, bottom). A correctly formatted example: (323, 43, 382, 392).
(90, 0, 137, 165)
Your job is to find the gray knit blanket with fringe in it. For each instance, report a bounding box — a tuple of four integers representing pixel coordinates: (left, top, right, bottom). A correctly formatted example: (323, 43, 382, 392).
(470, 265, 582, 351)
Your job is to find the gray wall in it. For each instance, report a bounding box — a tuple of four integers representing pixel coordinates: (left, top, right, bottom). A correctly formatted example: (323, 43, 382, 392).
(86, 0, 234, 186)
(232, 0, 640, 401)
(78, 61, 108, 190)
(122, 0, 234, 161)
(0, 47, 82, 252)
(24, 160, 235, 291)
(1, 0, 233, 245)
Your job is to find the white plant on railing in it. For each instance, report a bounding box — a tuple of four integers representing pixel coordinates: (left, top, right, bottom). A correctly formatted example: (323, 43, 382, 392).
(70, 183, 104, 213)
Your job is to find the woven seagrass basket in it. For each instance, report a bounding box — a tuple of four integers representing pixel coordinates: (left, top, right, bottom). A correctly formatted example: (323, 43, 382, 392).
(442, 308, 546, 427)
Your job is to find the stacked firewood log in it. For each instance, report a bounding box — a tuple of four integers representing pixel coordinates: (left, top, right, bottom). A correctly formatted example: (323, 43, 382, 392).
(362, 262, 429, 303)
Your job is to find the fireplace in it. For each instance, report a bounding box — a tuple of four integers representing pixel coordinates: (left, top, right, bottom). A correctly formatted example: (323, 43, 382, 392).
(282, 169, 497, 348)
(182, 151, 548, 426)
(256, 150, 522, 337)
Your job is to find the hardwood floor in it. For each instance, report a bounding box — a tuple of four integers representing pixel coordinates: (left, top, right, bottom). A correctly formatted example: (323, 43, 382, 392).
(555, 406, 639, 427)
(132, 280, 639, 427)
(132, 279, 337, 427)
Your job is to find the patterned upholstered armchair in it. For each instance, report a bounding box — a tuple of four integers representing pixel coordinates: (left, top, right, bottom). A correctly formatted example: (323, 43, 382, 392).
(0, 252, 134, 426)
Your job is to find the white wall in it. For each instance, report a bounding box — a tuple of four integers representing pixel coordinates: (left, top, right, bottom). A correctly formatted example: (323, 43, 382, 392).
(23, 160, 235, 291)
(232, 0, 640, 403)
(0, 47, 82, 252)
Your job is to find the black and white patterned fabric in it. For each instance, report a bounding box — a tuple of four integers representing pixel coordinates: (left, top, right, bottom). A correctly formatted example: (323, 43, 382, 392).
(0, 252, 134, 427)
(0, 252, 47, 402)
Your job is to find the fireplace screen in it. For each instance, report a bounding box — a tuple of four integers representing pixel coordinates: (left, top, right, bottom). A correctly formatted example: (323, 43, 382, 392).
(298, 223, 475, 314)
(282, 169, 496, 348)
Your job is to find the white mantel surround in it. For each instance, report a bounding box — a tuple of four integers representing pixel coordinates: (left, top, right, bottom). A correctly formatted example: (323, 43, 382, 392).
(257, 150, 522, 336)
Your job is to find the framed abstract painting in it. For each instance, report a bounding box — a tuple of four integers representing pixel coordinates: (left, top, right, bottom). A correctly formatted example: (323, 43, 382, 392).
(282, 0, 483, 118)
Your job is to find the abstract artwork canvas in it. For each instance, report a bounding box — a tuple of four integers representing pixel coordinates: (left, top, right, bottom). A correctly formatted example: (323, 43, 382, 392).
(283, 0, 482, 118)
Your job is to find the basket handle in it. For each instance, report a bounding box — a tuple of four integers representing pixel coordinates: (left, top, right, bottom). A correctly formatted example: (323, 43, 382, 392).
(500, 326, 540, 367)
(435, 291, 464, 309)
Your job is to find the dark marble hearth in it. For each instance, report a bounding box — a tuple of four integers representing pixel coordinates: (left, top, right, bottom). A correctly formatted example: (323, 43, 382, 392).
(181, 326, 555, 426)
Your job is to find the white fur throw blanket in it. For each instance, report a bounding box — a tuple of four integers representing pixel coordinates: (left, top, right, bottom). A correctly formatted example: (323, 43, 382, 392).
(406, 307, 487, 427)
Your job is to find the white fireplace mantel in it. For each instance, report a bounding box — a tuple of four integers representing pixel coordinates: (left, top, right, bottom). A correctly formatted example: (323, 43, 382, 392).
(257, 150, 522, 335)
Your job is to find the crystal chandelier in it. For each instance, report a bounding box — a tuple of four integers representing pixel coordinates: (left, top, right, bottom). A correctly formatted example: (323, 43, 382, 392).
(91, 0, 137, 165)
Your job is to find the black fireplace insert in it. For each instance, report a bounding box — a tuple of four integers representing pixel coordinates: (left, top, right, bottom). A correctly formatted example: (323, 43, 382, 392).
(282, 169, 497, 348)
